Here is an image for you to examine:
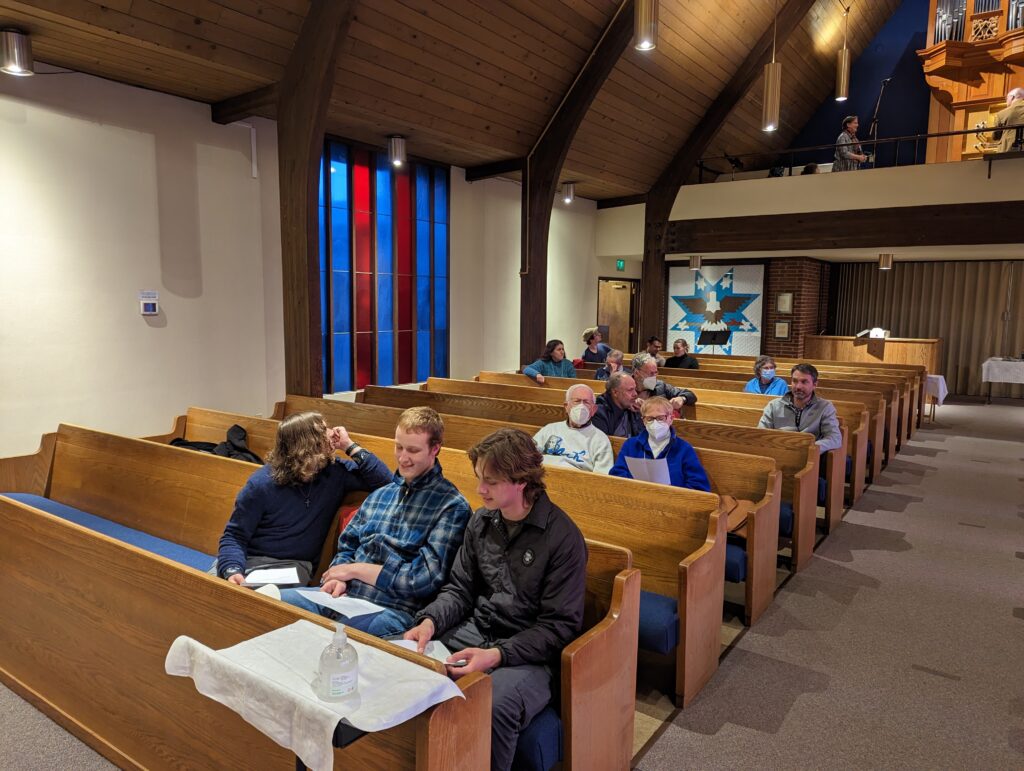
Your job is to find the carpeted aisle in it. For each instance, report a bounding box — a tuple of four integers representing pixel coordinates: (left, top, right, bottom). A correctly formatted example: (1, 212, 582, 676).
(635, 403, 1024, 769)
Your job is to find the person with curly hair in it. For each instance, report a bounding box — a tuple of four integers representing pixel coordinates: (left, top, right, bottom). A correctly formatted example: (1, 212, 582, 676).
(214, 411, 392, 588)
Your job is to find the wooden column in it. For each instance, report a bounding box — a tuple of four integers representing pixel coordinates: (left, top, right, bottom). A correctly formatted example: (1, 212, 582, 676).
(638, 0, 818, 340)
(278, 0, 355, 396)
(520, 0, 634, 365)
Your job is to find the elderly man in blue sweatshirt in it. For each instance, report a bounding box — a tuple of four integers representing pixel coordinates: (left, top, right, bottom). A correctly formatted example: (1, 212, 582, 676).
(609, 396, 711, 491)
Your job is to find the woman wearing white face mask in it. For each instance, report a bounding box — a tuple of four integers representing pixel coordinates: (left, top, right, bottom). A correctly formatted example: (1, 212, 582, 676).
(608, 397, 711, 491)
(532, 385, 614, 473)
(744, 355, 789, 396)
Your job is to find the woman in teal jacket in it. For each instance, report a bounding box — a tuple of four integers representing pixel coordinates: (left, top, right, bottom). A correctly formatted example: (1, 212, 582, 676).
(523, 339, 577, 383)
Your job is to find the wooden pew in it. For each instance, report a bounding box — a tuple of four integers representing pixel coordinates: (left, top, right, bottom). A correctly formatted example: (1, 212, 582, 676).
(159, 404, 780, 627)
(420, 378, 849, 535)
(357, 386, 821, 574)
(0, 426, 490, 770)
(476, 372, 873, 505)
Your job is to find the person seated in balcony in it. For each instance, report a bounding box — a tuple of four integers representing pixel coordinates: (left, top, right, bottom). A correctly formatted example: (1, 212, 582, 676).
(834, 115, 869, 172)
(744, 355, 789, 396)
(580, 326, 611, 363)
(609, 397, 711, 492)
(664, 338, 699, 369)
(523, 339, 577, 384)
(595, 349, 625, 381)
(977, 88, 1024, 153)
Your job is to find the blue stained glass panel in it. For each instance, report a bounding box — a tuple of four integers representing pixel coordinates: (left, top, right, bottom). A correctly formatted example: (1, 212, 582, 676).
(331, 207, 350, 272)
(416, 277, 431, 332)
(433, 224, 448, 277)
(332, 271, 351, 334)
(417, 330, 431, 381)
(329, 145, 349, 209)
(376, 154, 392, 217)
(378, 331, 394, 387)
(415, 166, 431, 221)
(415, 220, 430, 276)
(318, 159, 326, 208)
(318, 205, 327, 272)
(332, 334, 352, 393)
(377, 214, 393, 274)
(433, 329, 448, 377)
(323, 334, 330, 394)
(377, 274, 393, 331)
(320, 269, 328, 333)
(432, 170, 448, 224)
(433, 277, 447, 331)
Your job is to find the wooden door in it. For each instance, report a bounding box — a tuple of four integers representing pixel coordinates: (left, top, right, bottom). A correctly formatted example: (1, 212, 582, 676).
(598, 278, 638, 352)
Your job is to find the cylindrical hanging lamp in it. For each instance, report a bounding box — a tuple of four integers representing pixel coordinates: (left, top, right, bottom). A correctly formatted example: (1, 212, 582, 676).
(689, 255, 702, 271)
(762, 1, 781, 132)
(387, 135, 406, 167)
(562, 182, 575, 204)
(1, 29, 34, 77)
(634, 0, 658, 51)
(878, 253, 894, 270)
(835, 7, 851, 102)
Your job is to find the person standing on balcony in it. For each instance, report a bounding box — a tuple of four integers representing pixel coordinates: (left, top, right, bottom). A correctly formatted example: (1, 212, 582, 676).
(834, 115, 869, 172)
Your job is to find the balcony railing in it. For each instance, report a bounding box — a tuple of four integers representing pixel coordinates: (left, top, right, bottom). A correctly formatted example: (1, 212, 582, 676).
(696, 124, 1024, 182)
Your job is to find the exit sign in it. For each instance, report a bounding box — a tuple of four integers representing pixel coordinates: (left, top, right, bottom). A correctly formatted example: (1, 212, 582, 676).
(616, 259, 625, 272)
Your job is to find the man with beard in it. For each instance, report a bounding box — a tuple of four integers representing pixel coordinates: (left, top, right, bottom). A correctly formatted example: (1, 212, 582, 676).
(758, 363, 841, 454)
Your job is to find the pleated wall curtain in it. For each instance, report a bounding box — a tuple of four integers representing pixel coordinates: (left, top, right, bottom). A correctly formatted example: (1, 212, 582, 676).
(831, 260, 1024, 397)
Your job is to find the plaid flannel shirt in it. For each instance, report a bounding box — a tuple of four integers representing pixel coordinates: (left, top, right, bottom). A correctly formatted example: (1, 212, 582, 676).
(331, 462, 471, 617)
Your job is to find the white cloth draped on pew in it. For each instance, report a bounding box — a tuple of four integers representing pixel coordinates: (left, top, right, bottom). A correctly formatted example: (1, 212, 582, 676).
(925, 374, 949, 406)
(165, 620, 463, 771)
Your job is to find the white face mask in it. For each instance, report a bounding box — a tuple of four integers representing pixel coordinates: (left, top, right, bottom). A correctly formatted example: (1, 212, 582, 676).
(760, 368, 775, 381)
(641, 376, 657, 391)
(568, 403, 591, 427)
(645, 419, 671, 441)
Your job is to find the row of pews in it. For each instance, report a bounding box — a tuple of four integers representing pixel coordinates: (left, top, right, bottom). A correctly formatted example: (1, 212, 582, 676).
(0, 353, 925, 770)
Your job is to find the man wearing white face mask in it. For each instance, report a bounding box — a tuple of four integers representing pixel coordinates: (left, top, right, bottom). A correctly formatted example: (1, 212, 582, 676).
(631, 353, 698, 412)
(609, 397, 711, 491)
(744, 355, 789, 396)
(532, 384, 614, 473)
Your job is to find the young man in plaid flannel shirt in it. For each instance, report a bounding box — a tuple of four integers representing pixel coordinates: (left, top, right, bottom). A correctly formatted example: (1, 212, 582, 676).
(281, 407, 471, 637)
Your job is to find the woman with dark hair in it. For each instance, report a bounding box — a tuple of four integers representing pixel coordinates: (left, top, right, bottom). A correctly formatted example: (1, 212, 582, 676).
(744, 355, 789, 396)
(834, 115, 868, 172)
(523, 339, 577, 384)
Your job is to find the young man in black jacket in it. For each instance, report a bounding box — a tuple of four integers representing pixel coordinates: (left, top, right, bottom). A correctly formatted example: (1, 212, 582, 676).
(404, 428, 587, 771)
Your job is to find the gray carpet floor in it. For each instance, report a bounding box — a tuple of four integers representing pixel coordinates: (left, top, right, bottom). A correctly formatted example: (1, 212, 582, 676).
(635, 402, 1024, 769)
(2, 403, 1021, 770)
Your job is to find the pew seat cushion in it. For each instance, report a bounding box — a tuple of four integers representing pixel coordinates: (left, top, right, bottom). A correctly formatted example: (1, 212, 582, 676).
(513, 705, 563, 771)
(724, 543, 747, 583)
(638, 590, 678, 654)
(3, 493, 215, 572)
(779, 502, 795, 538)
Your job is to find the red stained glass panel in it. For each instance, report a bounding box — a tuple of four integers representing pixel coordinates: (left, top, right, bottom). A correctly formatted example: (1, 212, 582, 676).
(355, 272, 373, 332)
(352, 149, 371, 213)
(397, 330, 413, 384)
(354, 211, 371, 273)
(355, 332, 373, 390)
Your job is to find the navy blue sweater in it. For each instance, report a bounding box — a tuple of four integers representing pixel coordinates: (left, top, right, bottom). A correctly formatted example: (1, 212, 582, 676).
(217, 453, 392, 577)
(609, 431, 711, 492)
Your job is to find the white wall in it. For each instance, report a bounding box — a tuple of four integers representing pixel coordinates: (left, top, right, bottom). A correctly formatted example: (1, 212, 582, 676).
(449, 170, 603, 377)
(0, 72, 283, 455)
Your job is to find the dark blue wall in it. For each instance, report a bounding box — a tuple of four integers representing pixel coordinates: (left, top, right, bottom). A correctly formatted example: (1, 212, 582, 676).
(791, 0, 931, 168)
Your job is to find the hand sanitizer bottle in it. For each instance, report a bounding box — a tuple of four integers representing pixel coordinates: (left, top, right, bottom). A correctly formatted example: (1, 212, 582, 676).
(314, 624, 359, 703)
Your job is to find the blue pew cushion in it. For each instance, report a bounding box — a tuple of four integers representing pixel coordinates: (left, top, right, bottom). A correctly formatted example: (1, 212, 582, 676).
(779, 501, 794, 538)
(817, 477, 828, 505)
(2, 493, 215, 572)
(724, 543, 747, 583)
(638, 590, 678, 654)
(513, 705, 562, 771)
(844, 454, 853, 481)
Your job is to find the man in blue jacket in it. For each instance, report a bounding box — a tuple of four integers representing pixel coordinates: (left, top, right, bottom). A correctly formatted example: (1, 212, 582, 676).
(609, 396, 711, 491)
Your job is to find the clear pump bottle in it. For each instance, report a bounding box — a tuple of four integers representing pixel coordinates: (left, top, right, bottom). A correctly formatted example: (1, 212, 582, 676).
(314, 624, 359, 703)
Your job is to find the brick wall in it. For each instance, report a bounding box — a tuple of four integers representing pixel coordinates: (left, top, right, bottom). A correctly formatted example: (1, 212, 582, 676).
(762, 257, 830, 358)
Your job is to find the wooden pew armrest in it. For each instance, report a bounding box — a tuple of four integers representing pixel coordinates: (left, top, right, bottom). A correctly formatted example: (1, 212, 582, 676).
(0, 432, 57, 496)
(144, 414, 188, 445)
(561, 567, 641, 771)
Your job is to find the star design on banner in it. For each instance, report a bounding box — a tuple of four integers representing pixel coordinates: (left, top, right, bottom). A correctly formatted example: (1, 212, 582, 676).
(669, 268, 760, 354)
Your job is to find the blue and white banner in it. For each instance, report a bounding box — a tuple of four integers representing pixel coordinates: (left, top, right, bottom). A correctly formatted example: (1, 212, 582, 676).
(667, 264, 764, 355)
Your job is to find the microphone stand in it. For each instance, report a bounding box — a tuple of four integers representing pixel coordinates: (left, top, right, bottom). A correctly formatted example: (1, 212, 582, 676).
(867, 78, 892, 168)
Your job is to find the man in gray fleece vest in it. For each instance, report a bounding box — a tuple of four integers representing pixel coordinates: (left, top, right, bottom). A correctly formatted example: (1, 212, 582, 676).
(758, 363, 842, 454)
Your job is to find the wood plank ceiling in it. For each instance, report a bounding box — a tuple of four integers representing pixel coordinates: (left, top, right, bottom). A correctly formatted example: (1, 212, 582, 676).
(0, 0, 899, 201)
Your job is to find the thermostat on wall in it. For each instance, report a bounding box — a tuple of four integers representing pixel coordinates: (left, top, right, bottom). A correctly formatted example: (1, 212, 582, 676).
(139, 290, 159, 316)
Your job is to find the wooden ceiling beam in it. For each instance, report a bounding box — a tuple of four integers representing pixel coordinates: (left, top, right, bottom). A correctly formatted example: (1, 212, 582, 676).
(211, 83, 279, 124)
(278, 0, 356, 397)
(464, 157, 525, 182)
(638, 0, 819, 340)
(520, 0, 635, 365)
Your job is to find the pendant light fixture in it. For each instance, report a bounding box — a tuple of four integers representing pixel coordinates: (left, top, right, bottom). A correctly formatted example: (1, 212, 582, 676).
(762, 0, 782, 132)
(836, 5, 851, 102)
(387, 135, 406, 168)
(689, 255, 703, 271)
(634, 0, 658, 51)
(1, 29, 34, 77)
(878, 253, 894, 270)
(562, 182, 575, 204)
